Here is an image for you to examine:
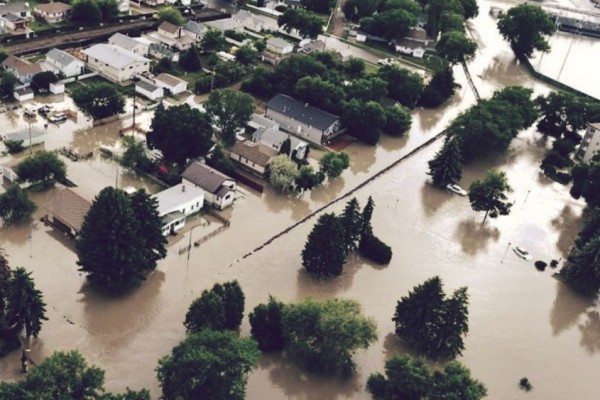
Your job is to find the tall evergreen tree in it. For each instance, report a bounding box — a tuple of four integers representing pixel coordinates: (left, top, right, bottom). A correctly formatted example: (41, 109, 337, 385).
(558, 237, 600, 295)
(575, 208, 600, 250)
(361, 196, 375, 237)
(339, 198, 363, 254)
(179, 46, 202, 72)
(129, 190, 167, 273)
(302, 213, 347, 277)
(249, 296, 286, 352)
(5, 267, 48, 339)
(428, 137, 463, 188)
(0, 249, 9, 327)
(214, 281, 245, 331)
(279, 138, 292, 156)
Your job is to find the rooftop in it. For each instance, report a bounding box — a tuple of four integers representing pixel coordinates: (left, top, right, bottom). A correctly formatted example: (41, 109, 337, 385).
(46, 189, 92, 233)
(83, 44, 149, 69)
(158, 21, 180, 34)
(266, 94, 340, 131)
(155, 73, 186, 88)
(2, 55, 43, 77)
(0, 2, 29, 16)
(255, 126, 307, 151)
(182, 162, 234, 194)
(5, 127, 45, 141)
(109, 33, 143, 52)
(248, 113, 279, 131)
(34, 2, 71, 14)
(184, 20, 206, 35)
(46, 48, 80, 68)
(136, 79, 160, 93)
(231, 141, 278, 167)
(404, 27, 428, 42)
(14, 87, 34, 95)
(267, 37, 293, 49)
(395, 38, 426, 49)
(153, 183, 204, 216)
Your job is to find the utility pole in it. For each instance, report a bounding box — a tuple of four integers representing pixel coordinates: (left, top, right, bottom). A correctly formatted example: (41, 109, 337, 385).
(501, 241, 511, 264)
(132, 77, 139, 134)
(186, 223, 200, 267)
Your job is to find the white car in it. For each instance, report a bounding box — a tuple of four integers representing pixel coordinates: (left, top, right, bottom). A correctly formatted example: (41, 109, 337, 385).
(377, 58, 398, 66)
(23, 105, 37, 117)
(513, 246, 532, 261)
(48, 113, 67, 123)
(446, 183, 468, 196)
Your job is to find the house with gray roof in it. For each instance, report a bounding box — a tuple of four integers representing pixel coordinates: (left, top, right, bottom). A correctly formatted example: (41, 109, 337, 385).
(136, 79, 163, 100)
(253, 126, 308, 161)
(33, 2, 71, 23)
(44, 48, 84, 78)
(266, 37, 294, 55)
(2, 55, 43, 84)
(109, 33, 149, 56)
(181, 162, 236, 209)
(0, 2, 31, 31)
(82, 44, 150, 82)
(183, 20, 207, 41)
(230, 140, 278, 177)
(265, 94, 341, 145)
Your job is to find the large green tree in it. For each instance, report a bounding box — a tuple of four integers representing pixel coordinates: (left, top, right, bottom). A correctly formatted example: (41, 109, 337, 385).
(0, 186, 36, 225)
(343, 99, 386, 145)
(31, 71, 58, 93)
(295, 76, 346, 115)
(366, 355, 431, 400)
(179, 46, 202, 72)
(98, 0, 119, 21)
(383, 104, 412, 136)
(77, 187, 166, 294)
(575, 208, 600, 250)
(184, 281, 245, 333)
(339, 198, 363, 254)
(282, 298, 377, 376)
(71, 0, 102, 25)
(4, 267, 47, 339)
(319, 151, 350, 179)
(147, 103, 213, 164)
(156, 330, 260, 400)
(249, 296, 286, 352)
(393, 276, 469, 359)
(345, 77, 388, 103)
(72, 83, 125, 120)
(436, 31, 477, 64)
(158, 7, 184, 26)
(536, 91, 600, 139)
(16, 151, 66, 187)
(377, 65, 424, 108)
(429, 362, 487, 400)
(0, 72, 19, 98)
(360, 9, 418, 40)
(558, 236, 600, 295)
(468, 170, 513, 223)
(205, 89, 254, 147)
(302, 213, 347, 277)
(428, 136, 463, 188)
(497, 4, 556, 58)
(570, 155, 600, 208)
(269, 154, 300, 192)
(277, 8, 323, 39)
(419, 67, 456, 107)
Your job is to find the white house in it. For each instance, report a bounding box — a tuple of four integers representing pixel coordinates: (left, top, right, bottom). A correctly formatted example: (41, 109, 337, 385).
(82, 44, 150, 82)
(182, 162, 236, 210)
(153, 183, 204, 235)
(109, 33, 149, 56)
(266, 37, 294, 55)
(117, 0, 129, 13)
(136, 79, 163, 100)
(265, 94, 341, 145)
(229, 140, 278, 178)
(254, 126, 308, 161)
(0, 2, 31, 31)
(576, 122, 600, 163)
(13, 87, 34, 102)
(394, 39, 425, 58)
(147, 21, 195, 51)
(33, 2, 71, 23)
(154, 73, 187, 95)
(183, 20, 207, 41)
(4, 127, 46, 147)
(2, 55, 43, 84)
(44, 48, 85, 78)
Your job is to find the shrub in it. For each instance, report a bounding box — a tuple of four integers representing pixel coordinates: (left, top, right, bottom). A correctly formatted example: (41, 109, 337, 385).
(359, 233, 392, 264)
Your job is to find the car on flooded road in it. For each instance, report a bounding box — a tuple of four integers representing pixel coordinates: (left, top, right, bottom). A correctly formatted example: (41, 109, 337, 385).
(48, 112, 67, 123)
(513, 246, 532, 261)
(446, 183, 468, 196)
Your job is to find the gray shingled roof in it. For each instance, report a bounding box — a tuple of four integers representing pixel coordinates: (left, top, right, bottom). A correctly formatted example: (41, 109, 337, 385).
(6, 127, 45, 141)
(0, 2, 29, 16)
(266, 94, 340, 131)
(109, 33, 142, 52)
(136, 79, 160, 93)
(267, 37, 292, 50)
(46, 48, 80, 68)
(182, 162, 234, 194)
(83, 44, 149, 69)
(184, 20, 206, 35)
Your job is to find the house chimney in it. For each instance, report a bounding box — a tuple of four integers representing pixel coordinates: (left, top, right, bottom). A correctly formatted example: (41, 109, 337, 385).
(182, 184, 186, 192)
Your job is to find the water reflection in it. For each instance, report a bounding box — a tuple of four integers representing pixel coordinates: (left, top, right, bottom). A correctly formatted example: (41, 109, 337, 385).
(263, 187, 312, 221)
(420, 182, 452, 217)
(454, 219, 500, 255)
(310, 177, 345, 205)
(551, 206, 581, 256)
(549, 281, 594, 336)
(346, 142, 377, 174)
(579, 310, 600, 354)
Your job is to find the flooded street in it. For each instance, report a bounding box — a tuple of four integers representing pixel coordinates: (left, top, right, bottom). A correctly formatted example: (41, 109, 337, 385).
(2, 0, 600, 398)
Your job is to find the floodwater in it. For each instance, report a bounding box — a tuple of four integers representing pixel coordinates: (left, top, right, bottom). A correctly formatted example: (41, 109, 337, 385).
(2, 1, 600, 399)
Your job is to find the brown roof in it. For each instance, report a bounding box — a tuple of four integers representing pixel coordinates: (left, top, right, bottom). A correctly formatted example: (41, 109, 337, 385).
(46, 189, 92, 233)
(182, 162, 235, 194)
(35, 2, 71, 14)
(404, 27, 427, 42)
(155, 73, 186, 88)
(159, 21, 180, 34)
(2, 55, 43, 77)
(231, 141, 278, 167)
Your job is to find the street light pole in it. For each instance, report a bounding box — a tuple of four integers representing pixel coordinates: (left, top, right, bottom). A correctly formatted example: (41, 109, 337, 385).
(132, 77, 139, 134)
(501, 241, 511, 264)
(186, 223, 200, 266)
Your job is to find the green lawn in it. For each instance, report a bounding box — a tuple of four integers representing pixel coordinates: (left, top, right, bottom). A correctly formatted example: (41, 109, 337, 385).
(29, 20, 52, 32)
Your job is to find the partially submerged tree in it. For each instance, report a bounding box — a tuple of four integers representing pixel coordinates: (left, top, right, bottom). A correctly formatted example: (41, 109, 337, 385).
(158, 7, 184, 26)
(0, 186, 36, 225)
(436, 30, 477, 64)
(302, 213, 347, 277)
(319, 151, 350, 179)
(4, 267, 47, 339)
(558, 236, 600, 296)
(497, 4, 556, 57)
(72, 83, 125, 120)
(31, 71, 58, 93)
(179, 46, 202, 72)
(184, 281, 245, 333)
(205, 89, 254, 147)
(249, 296, 286, 352)
(16, 151, 66, 187)
(428, 137, 463, 188)
(269, 154, 299, 192)
(468, 169, 513, 223)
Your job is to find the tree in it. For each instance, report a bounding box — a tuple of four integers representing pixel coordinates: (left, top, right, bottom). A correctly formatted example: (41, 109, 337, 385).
(425, 0, 468, 36)
(344, 57, 365, 79)
(270, 54, 327, 94)
(468, 170, 513, 223)
(339, 198, 363, 253)
(345, 77, 388, 103)
(319, 151, 350, 179)
(366, 355, 431, 400)
(383, 104, 412, 136)
(558, 237, 600, 295)
(199, 30, 227, 53)
(282, 298, 377, 376)
(184, 290, 226, 333)
(206, 143, 236, 176)
(269, 154, 299, 192)
(303, 0, 336, 13)
(215, 281, 245, 331)
(377, 65, 424, 108)
(440, 12, 465, 33)
(570, 156, 600, 208)
(179, 46, 202, 72)
(360, 9, 418, 41)
(4, 267, 47, 339)
(359, 233, 393, 264)
(342, 0, 380, 21)
(492, 86, 539, 128)
(249, 296, 286, 352)
(121, 136, 153, 172)
(295, 76, 346, 115)
(77, 187, 166, 294)
(71, 0, 102, 25)
(153, 57, 175, 74)
(158, 7, 184, 26)
(16, 151, 66, 187)
(147, 103, 213, 164)
(497, 4, 556, 58)
(156, 330, 260, 400)
(205, 89, 254, 147)
(277, 8, 323, 39)
(235, 45, 258, 66)
(295, 165, 324, 192)
(0, 51, 8, 64)
(429, 362, 487, 400)
(0, 249, 10, 328)
(536, 91, 600, 139)
(31, 71, 58, 93)
(436, 31, 477, 64)
(393, 277, 469, 359)
(343, 99, 387, 145)
(279, 138, 292, 157)
(0, 72, 19, 98)
(420, 67, 456, 107)
(575, 208, 600, 250)
(0, 187, 36, 225)
(98, 0, 119, 21)
(302, 213, 347, 277)
(428, 137, 463, 188)
(72, 83, 125, 120)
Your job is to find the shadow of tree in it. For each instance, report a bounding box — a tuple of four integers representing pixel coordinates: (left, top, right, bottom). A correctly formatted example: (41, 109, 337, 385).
(579, 310, 600, 354)
(549, 280, 595, 336)
(453, 219, 500, 255)
(420, 181, 453, 218)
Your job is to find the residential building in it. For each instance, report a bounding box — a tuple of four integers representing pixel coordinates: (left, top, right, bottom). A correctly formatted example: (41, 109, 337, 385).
(2, 55, 43, 84)
(0, 2, 31, 31)
(146, 21, 195, 51)
(13, 87, 34, 102)
(154, 73, 187, 95)
(4, 127, 46, 147)
(136, 79, 163, 100)
(44, 48, 85, 78)
(299, 39, 325, 54)
(246, 113, 280, 133)
(82, 44, 150, 82)
(181, 162, 236, 210)
(183, 20, 207, 41)
(234, 10, 266, 32)
(265, 94, 341, 145)
(45, 189, 92, 238)
(109, 33, 149, 56)
(253, 126, 308, 160)
(117, 0, 130, 13)
(266, 37, 294, 55)
(152, 183, 204, 235)
(148, 42, 179, 61)
(577, 122, 600, 163)
(404, 27, 429, 45)
(230, 140, 278, 177)
(33, 2, 71, 23)
(394, 39, 425, 58)
(205, 17, 243, 33)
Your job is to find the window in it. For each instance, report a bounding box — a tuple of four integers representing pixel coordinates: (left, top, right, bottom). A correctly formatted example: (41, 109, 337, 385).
(196, 202, 200, 207)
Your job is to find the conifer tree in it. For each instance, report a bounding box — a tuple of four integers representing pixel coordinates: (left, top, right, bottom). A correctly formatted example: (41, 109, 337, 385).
(558, 237, 600, 295)
(339, 198, 363, 254)
(427, 137, 463, 188)
(5, 267, 48, 339)
(302, 213, 347, 276)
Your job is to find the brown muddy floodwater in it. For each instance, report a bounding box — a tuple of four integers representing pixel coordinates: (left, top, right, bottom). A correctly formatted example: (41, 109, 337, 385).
(2, 1, 600, 398)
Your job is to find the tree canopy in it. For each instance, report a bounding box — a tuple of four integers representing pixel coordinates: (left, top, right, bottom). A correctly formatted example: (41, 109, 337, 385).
(3, 267, 47, 339)
(393, 276, 469, 359)
(319, 151, 350, 179)
(468, 169, 513, 223)
(0, 186, 36, 225)
(342, 99, 387, 145)
(71, 0, 102, 25)
(536, 91, 600, 140)
(147, 103, 213, 164)
(16, 151, 66, 187)
(559, 236, 600, 295)
(497, 4, 556, 58)
(570, 155, 600, 208)
(360, 9, 418, 40)
(419, 67, 456, 107)
(428, 136, 463, 188)
(269, 154, 299, 192)
(377, 65, 424, 109)
(179, 46, 202, 72)
(31, 71, 58, 93)
(436, 30, 477, 64)
(72, 83, 125, 120)
(77, 187, 166, 294)
(205, 89, 254, 147)
(277, 8, 323, 39)
(184, 281, 245, 333)
(156, 330, 260, 400)
(302, 213, 347, 277)
(249, 296, 286, 352)
(158, 7, 184, 26)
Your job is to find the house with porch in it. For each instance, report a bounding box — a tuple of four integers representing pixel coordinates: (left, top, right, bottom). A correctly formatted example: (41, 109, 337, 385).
(229, 140, 278, 178)
(2, 55, 43, 84)
(145, 21, 195, 51)
(0, 2, 31, 32)
(44, 48, 85, 78)
(33, 2, 71, 23)
(152, 183, 204, 235)
(45, 189, 92, 238)
(181, 162, 236, 210)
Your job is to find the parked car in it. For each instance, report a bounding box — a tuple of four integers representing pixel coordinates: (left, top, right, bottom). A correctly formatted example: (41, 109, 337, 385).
(446, 183, 468, 196)
(38, 105, 53, 117)
(513, 246, 532, 261)
(23, 105, 36, 117)
(377, 57, 398, 66)
(48, 112, 67, 123)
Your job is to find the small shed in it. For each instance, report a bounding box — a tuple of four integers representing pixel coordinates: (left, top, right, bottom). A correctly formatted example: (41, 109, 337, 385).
(266, 37, 294, 55)
(154, 73, 188, 95)
(136, 79, 164, 100)
(13, 87, 34, 102)
(49, 82, 65, 94)
(45, 189, 92, 238)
